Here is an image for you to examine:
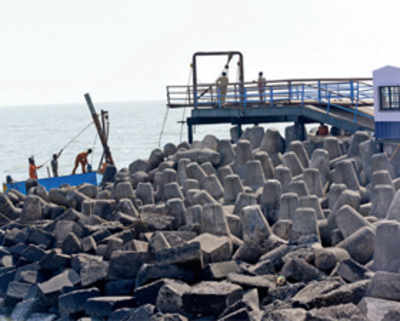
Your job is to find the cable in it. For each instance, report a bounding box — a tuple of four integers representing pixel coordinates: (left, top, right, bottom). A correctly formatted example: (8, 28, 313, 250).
(39, 121, 94, 167)
(179, 64, 193, 143)
(158, 107, 169, 148)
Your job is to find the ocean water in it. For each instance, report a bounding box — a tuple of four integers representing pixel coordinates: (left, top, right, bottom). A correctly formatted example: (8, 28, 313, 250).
(0, 101, 286, 182)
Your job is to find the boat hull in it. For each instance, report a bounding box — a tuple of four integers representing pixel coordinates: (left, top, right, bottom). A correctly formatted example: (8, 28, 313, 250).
(3, 172, 102, 194)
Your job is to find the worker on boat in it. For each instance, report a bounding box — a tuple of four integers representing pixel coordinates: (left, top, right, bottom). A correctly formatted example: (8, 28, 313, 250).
(316, 123, 329, 136)
(216, 72, 229, 107)
(257, 71, 267, 102)
(72, 149, 92, 174)
(99, 156, 112, 174)
(51, 149, 63, 177)
(28, 157, 42, 180)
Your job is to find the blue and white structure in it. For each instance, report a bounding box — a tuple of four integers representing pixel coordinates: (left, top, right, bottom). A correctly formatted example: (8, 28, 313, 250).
(374, 65, 400, 141)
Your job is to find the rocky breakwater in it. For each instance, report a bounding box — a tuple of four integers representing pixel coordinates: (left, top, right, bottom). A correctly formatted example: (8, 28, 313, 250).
(0, 126, 400, 320)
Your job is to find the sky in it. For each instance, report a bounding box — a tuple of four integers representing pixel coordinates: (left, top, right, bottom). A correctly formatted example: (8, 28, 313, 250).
(0, 0, 399, 105)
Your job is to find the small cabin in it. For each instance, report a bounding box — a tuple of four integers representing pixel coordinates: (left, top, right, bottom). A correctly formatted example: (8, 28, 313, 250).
(374, 65, 400, 140)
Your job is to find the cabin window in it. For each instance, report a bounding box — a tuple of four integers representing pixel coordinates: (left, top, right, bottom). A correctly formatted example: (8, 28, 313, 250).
(380, 86, 400, 110)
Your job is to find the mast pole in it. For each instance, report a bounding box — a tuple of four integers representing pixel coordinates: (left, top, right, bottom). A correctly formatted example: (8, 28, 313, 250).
(84, 93, 115, 166)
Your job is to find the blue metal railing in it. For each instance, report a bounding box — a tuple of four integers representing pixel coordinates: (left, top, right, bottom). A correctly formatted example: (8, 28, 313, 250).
(167, 78, 374, 123)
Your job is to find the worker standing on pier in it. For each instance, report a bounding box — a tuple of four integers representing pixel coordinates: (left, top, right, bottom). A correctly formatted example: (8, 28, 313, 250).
(216, 72, 228, 107)
(72, 149, 92, 174)
(258, 71, 267, 102)
(28, 157, 42, 180)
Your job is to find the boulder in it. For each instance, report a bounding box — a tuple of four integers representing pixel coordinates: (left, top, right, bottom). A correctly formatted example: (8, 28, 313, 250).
(338, 226, 375, 265)
(289, 207, 321, 244)
(156, 279, 191, 314)
(189, 233, 232, 264)
(182, 281, 243, 315)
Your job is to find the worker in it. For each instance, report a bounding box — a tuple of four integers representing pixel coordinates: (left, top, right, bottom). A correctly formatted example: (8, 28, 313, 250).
(257, 71, 267, 102)
(216, 72, 229, 107)
(51, 149, 63, 177)
(317, 123, 329, 136)
(72, 149, 92, 174)
(28, 157, 42, 180)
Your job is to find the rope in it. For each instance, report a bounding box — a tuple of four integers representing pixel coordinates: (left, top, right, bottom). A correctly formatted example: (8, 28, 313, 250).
(158, 107, 169, 148)
(39, 121, 94, 167)
(179, 65, 193, 143)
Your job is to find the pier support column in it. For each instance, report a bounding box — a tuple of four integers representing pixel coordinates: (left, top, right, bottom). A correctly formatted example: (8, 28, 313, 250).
(294, 118, 307, 141)
(237, 123, 242, 139)
(188, 122, 193, 144)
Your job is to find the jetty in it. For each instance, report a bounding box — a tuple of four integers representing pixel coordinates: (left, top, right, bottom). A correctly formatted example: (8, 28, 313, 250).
(166, 51, 375, 143)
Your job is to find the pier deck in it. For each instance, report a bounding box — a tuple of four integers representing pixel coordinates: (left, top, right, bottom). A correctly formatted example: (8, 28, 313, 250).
(166, 78, 374, 143)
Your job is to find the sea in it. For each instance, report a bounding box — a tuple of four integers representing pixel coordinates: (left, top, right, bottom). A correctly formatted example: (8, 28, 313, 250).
(0, 101, 288, 182)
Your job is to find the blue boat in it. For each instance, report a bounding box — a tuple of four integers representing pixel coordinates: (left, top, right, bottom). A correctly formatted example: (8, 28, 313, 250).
(3, 172, 103, 194)
(3, 93, 115, 195)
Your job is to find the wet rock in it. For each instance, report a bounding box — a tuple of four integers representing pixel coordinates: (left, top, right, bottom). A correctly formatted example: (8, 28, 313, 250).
(84, 296, 136, 318)
(58, 287, 100, 315)
(182, 281, 243, 315)
(108, 250, 151, 280)
(155, 242, 203, 268)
